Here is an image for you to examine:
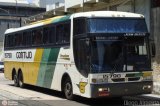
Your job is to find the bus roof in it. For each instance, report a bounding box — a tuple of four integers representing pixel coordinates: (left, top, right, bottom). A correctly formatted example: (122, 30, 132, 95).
(72, 11, 144, 18)
(5, 15, 71, 34)
(5, 11, 144, 35)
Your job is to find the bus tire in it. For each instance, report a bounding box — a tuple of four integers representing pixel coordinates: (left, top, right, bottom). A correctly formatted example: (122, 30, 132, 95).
(13, 73, 19, 87)
(64, 78, 74, 100)
(18, 71, 25, 88)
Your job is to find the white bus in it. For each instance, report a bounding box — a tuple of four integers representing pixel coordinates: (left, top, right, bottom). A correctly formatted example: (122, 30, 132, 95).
(4, 11, 152, 99)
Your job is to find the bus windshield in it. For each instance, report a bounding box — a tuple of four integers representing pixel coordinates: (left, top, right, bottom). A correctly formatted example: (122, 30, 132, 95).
(91, 36, 150, 73)
(91, 38, 123, 73)
(88, 18, 148, 33)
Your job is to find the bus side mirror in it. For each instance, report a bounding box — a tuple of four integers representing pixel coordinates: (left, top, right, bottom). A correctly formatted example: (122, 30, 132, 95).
(150, 42, 156, 58)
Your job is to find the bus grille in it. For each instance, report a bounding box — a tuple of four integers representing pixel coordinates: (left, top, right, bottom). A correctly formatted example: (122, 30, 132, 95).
(112, 78, 125, 82)
(111, 77, 140, 82)
(128, 77, 140, 81)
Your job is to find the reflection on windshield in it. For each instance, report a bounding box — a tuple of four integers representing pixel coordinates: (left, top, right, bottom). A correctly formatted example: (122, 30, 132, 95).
(88, 18, 148, 33)
(126, 42, 150, 71)
(91, 40, 123, 73)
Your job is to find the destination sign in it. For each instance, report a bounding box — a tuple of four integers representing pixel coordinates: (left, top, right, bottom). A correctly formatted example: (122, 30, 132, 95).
(124, 33, 146, 36)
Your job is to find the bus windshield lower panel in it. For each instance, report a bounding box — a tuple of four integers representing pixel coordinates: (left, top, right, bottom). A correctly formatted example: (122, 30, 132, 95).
(91, 36, 151, 73)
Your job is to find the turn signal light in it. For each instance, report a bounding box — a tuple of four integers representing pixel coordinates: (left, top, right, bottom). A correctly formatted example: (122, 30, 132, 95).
(92, 79, 97, 83)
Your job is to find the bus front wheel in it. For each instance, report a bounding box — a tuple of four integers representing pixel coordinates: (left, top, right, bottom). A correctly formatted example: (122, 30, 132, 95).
(64, 78, 74, 100)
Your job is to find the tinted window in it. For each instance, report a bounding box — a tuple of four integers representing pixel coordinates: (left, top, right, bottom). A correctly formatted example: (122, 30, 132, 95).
(43, 27, 50, 44)
(56, 24, 64, 44)
(56, 22, 70, 44)
(4, 21, 71, 49)
(23, 31, 32, 46)
(91, 40, 123, 73)
(32, 29, 43, 45)
(43, 26, 56, 45)
(73, 18, 86, 35)
(63, 23, 70, 43)
(4, 35, 9, 48)
(5, 33, 23, 48)
(88, 18, 148, 33)
(74, 39, 90, 77)
(49, 26, 56, 44)
(8, 35, 15, 47)
(15, 33, 23, 46)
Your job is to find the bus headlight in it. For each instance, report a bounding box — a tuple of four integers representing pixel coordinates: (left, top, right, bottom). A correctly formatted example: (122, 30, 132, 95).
(143, 85, 152, 90)
(98, 88, 103, 92)
(91, 77, 108, 83)
(98, 88, 110, 92)
(143, 76, 153, 81)
(98, 88, 110, 97)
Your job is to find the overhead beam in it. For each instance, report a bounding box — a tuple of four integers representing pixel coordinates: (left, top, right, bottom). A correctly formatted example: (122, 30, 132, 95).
(67, 8, 76, 13)
(83, 3, 95, 8)
(98, 0, 110, 3)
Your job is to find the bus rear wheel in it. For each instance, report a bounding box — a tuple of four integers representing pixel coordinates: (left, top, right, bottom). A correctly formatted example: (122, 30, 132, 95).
(64, 78, 74, 100)
(13, 74, 19, 87)
(18, 72, 25, 88)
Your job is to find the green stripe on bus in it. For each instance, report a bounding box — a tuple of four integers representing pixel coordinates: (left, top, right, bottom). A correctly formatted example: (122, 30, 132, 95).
(42, 48, 60, 88)
(36, 49, 51, 87)
(52, 15, 71, 23)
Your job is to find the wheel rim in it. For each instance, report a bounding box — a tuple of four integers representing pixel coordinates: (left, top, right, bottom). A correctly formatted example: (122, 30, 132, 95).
(65, 82, 72, 97)
(14, 75, 18, 85)
(19, 80, 22, 86)
(19, 74, 23, 86)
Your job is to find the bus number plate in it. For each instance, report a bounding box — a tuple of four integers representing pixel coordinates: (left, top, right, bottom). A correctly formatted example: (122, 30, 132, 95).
(110, 74, 121, 78)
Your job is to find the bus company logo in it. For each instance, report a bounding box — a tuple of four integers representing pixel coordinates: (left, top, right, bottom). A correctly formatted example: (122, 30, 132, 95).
(77, 82, 87, 94)
(2, 100, 8, 106)
(16, 51, 32, 59)
(60, 54, 70, 60)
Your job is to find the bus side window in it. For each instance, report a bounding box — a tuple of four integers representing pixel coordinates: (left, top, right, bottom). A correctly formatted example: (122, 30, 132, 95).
(63, 22, 70, 43)
(27, 32, 32, 46)
(32, 29, 43, 45)
(23, 32, 31, 46)
(56, 22, 70, 44)
(15, 33, 23, 47)
(56, 24, 64, 44)
(43, 27, 49, 44)
(73, 18, 86, 35)
(4, 35, 9, 48)
(23, 32, 27, 46)
(8, 35, 15, 48)
(43, 26, 56, 45)
(49, 26, 56, 44)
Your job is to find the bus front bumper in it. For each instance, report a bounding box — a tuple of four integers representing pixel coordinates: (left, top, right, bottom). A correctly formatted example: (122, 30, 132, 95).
(90, 81, 153, 98)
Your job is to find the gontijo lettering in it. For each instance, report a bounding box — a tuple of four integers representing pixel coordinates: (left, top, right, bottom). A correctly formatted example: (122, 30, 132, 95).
(16, 51, 32, 59)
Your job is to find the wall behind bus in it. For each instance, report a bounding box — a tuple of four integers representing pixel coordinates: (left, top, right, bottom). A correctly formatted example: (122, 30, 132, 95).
(152, 7, 160, 63)
(117, 0, 150, 32)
